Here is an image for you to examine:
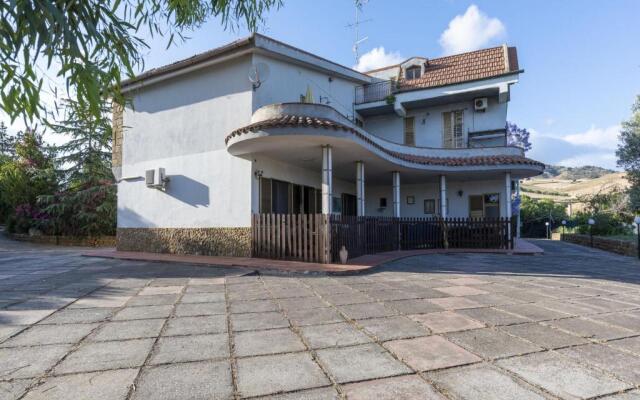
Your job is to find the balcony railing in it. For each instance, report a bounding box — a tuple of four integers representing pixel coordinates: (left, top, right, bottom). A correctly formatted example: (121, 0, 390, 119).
(355, 80, 396, 105)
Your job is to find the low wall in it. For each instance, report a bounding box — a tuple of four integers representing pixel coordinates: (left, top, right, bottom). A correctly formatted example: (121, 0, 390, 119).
(561, 233, 637, 257)
(9, 234, 116, 247)
(116, 227, 251, 257)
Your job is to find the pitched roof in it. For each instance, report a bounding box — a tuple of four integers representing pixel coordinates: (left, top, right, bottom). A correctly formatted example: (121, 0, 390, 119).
(369, 45, 520, 90)
(226, 115, 543, 169)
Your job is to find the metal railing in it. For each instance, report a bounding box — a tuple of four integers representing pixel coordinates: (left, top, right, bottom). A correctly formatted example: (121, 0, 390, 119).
(355, 80, 395, 104)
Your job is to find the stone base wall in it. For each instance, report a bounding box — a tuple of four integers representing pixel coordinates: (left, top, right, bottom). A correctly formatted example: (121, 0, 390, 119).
(9, 234, 116, 247)
(116, 227, 251, 257)
(561, 233, 638, 257)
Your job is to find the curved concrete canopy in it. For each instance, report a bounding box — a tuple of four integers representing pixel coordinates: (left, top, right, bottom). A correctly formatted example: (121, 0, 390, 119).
(226, 103, 544, 185)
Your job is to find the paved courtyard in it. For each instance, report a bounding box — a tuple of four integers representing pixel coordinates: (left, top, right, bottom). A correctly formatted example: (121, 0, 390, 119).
(1, 237, 640, 400)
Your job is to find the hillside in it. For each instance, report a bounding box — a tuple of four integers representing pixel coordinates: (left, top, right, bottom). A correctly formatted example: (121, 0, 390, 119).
(541, 165, 615, 180)
(521, 165, 628, 203)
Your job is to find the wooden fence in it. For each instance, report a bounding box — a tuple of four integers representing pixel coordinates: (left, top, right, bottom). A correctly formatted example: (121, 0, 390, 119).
(252, 214, 513, 263)
(251, 213, 329, 263)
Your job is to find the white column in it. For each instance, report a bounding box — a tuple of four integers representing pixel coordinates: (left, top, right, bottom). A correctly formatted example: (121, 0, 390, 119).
(439, 175, 447, 218)
(516, 179, 521, 238)
(321, 145, 332, 214)
(392, 171, 401, 218)
(505, 172, 512, 241)
(356, 161, 365, 216)
(505, 172, 512, 218)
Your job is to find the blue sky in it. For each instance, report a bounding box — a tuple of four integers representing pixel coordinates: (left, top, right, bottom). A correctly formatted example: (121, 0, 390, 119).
(4, 0, 639, 169)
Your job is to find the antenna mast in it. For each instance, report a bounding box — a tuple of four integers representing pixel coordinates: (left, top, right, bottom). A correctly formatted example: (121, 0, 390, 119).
(346, 0, 371, 64)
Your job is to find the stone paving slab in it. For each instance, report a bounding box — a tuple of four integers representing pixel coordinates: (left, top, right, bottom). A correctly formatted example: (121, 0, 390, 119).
(236, 352, 329, 397)
(38, 307, 115, 324)
(548, 317, 636, 340)
(384, 335, 481, 371)
(428, 363, 548, 400)
(2, 323, 99, 348)
(235, 328, 305, 357)
(458, 307, 531, 326)
(445, 327, 543, 359)
(356, 316, 429, 341)
(0, 379, 32, 400)
(89, 319, 165, 341)
(497, 351, 631, 399)
(410, 311, 485, 333)
(133, 361, 233, 400)
(298, 322, 372, 349)
(164, 315, 227, 336)
(149, 333, 228, 365)
(559, 343, 640, 384)
(23, 369, 138, 400)
(54, 338, 154, 374)
(500, 322, 590, 349)
(315, 343, 411, 383)
(254, 387, 339, 400)
(0, 344, 72, 379)
(343, 374, 445, 399)
(231, 311, 289, 331)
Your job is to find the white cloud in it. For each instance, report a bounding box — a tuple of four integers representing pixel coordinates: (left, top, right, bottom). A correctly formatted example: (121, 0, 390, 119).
(353, 47, 404, 72)
(528, 124, 622, 170)
(439, 5, 506, 55)
(557, 153, 618, 169)
(563, 125, 620, 150)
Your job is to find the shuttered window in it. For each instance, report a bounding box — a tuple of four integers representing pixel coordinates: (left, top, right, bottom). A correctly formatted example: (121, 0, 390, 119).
(404, 117, 415, 146)
(443, 110, 464, 148)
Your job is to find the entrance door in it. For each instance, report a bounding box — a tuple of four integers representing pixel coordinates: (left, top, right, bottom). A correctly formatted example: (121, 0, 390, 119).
(341, 193, 357, 216)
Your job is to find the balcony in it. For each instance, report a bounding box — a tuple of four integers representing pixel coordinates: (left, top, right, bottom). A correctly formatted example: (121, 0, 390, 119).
(355, 80, 396, 105)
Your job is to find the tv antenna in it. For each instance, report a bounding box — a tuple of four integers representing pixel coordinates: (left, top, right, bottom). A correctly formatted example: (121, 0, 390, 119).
(346, 0, 372, 64)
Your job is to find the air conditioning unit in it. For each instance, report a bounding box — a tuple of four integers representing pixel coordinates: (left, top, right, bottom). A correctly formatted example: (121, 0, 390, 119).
(145, 168, 169, 190)
(474, 97, 488, 112)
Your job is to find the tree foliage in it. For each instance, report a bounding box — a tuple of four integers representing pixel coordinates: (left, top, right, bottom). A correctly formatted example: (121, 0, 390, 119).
(519, 195, 567, 237)
(0, 130, 58, 231)
(616, 95, 640, 211)
(506, 122, 532, 152)
(0, 0, 282, 123)
(38, 99, 116, 236)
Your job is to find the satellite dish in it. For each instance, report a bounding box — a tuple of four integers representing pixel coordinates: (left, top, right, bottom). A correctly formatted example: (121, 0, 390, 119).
(248, 63, 270, 90)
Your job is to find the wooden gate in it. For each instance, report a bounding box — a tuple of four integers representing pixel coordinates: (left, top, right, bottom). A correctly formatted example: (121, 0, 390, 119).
(251, 213, 329, 263)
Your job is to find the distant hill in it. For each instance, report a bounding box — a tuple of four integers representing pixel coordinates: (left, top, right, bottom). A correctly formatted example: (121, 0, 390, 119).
(541, 165, 615, 180)
(521, 165, 628, 205)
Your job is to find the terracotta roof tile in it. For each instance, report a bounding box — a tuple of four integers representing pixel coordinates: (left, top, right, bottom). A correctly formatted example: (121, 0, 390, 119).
(226, 115, 544, 169)
(379, 46, 519, 91)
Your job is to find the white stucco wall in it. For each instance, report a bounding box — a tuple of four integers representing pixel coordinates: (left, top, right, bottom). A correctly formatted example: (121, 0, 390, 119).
(251, 54, 357, 118)
(118, 56, 254, 228)
(363, 97, 507, 147)
(365, 179, 508, 218)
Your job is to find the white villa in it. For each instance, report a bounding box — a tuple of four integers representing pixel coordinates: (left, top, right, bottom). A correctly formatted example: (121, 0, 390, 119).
(113, 34, 544, 260)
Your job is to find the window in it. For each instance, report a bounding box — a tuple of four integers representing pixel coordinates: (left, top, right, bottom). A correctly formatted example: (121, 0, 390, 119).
(443, 110, 464, 148)
(405, 66, 421, 80)
(379, 198, 387, 208)
(406, 196, 415, 205)
(424, 199, 435, 214)
(332, 196, 342, 214)
(468, 193, 501, 218)
(404, 117, 415, 146)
